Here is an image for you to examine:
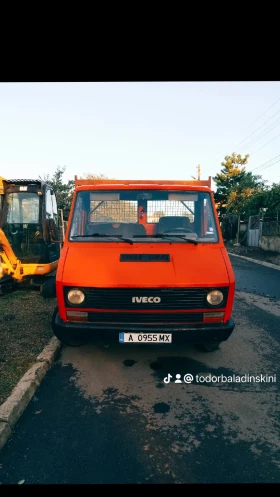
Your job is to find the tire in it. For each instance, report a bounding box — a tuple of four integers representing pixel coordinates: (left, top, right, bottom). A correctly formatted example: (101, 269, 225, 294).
(197, 341, 221, 352)
(52, 307, 89, 347)
(40, 277, 56, 298)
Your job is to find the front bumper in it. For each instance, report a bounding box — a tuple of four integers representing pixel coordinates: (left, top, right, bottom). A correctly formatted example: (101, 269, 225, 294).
(52, 309, 235, 344)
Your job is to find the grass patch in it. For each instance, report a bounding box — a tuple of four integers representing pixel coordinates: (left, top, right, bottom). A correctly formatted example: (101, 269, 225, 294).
(0, 290, 57, 405)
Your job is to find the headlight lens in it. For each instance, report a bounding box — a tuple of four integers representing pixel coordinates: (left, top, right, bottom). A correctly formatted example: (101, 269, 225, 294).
(67, 289, 85, 305)
(206, 290, 224, 306)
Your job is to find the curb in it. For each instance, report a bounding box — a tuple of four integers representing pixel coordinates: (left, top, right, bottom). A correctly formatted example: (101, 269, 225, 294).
(228, 252, 280, 271)
(0, 337, 61, 451)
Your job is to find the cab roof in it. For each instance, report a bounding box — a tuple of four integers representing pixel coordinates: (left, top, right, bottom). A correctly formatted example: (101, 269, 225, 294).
(74, 177, 212, 193)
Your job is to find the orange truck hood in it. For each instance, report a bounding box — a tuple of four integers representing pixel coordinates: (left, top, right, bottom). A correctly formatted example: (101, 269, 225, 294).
(61, 243, 230, 288)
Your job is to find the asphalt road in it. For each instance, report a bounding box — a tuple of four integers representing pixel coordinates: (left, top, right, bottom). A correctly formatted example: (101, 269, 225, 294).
(0, 256, 280, 484)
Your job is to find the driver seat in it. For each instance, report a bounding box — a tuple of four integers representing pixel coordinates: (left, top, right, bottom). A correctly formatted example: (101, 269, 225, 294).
(157, 216, 191, 234)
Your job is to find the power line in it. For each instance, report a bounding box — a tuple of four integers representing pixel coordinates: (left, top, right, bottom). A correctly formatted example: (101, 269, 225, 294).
(235, 108, 280, 148)
(250, 154, 280, 172)
(206, 150, 280, 180)
(251, 155, 280, 172)
(251, 131, 280, 155)
(238, 116, 280, 150)
(257, 159, 280, 173)
(203, 96, 280, 178)
(241, 96, 280, 134)
(205, 95, 280, 176)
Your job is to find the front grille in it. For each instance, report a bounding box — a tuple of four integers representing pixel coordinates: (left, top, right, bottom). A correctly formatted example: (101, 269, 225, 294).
(87, 312, 203, 324)
(64, 286, 228, 310)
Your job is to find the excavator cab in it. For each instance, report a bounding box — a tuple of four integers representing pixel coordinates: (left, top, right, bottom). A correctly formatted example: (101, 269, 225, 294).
(0, 178, 63, 296)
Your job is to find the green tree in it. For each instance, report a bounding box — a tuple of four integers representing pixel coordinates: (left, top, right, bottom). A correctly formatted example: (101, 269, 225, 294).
(40, 166, 74, 219)
(214, 153, 268, 220)
(226, 172, 266, 217)
(83, 173, 110, 180)
(265, 183, 280, 218)
(241, 190, 267, 218)
(214, 153, 249, 216)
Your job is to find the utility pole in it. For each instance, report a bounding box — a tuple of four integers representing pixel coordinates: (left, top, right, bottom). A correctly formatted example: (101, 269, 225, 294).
(236, 215, 240, 246)
(191, 165, 201, 180)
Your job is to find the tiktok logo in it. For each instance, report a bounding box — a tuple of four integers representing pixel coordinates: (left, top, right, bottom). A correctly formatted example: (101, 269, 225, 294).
(164, 374, 173, 383)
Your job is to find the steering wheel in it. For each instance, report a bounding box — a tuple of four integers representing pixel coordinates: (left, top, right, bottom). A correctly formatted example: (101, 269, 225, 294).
(162, 227, 193, 234)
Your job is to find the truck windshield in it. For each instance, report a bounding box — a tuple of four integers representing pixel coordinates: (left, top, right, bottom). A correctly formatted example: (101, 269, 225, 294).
(69, 189, 219, 243)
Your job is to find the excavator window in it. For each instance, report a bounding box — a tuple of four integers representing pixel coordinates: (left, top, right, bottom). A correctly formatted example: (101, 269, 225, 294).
(6, 192, 40, 224)
(1, 191, 45, 263)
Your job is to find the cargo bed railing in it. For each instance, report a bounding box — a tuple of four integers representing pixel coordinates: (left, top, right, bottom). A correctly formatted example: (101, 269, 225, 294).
(74, 176, 212, 188)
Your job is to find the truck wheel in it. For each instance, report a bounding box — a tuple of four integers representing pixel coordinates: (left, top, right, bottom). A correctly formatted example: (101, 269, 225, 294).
(197, 341, 221, 352)
(40, 277, 56, 298)
(52, 308, 89, 347)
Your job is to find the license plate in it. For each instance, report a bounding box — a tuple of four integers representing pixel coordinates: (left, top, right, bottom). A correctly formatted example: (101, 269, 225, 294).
(119, 333, 172, 343)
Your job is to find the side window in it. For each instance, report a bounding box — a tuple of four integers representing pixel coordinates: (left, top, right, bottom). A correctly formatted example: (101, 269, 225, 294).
(203, 197, 217, 238)
(204, 198, 213, 232)
(70, 194, 84, 237)
(7, 193, 20, 223)
(51, 192, 58, 226)
(45, 189, 54, 219)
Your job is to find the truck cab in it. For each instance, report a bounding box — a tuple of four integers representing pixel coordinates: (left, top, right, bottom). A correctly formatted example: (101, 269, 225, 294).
(52, 177, 235, 351)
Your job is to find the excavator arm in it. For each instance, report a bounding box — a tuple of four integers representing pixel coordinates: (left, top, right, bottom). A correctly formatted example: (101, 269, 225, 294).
(0, 227, 58, 283)
(0, 228, 23, 280)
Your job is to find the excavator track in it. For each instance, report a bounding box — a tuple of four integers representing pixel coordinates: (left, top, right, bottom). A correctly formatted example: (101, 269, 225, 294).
(0, 274, 16, 295)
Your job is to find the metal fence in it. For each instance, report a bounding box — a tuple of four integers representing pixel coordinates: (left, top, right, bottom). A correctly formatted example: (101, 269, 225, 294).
(147, 200, 195, 223)
(262, 221, 280, 236)
(90, 200, 138, 223)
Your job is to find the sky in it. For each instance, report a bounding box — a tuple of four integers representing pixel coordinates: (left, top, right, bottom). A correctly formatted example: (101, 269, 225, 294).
(1, 81, 280, 188)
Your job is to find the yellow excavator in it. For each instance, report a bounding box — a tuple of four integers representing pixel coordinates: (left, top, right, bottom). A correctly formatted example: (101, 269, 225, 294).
(0, 176, 63, 297)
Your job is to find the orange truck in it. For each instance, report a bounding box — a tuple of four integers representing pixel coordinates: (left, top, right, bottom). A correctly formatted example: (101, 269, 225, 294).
(52, 177, 235, 351)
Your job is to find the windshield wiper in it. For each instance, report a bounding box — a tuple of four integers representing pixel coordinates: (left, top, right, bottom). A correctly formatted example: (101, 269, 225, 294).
(133, 234, 198, 245)
(71, 233, 197, 245)
(71, 233, 134, 245)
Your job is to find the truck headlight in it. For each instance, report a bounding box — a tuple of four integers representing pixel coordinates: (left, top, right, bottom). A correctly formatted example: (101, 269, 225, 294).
(67, 289, 85, 305)
(206, 290, 224, 306)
